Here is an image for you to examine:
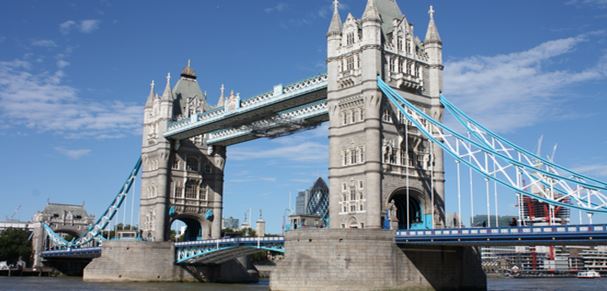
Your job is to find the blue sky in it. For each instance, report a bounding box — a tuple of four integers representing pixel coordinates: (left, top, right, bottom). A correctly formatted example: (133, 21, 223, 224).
(0, 0, 606, 232)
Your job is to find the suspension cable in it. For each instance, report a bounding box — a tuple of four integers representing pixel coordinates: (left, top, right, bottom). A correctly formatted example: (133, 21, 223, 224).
(456, 140, 462, 228)
(405, 120, 410, 230)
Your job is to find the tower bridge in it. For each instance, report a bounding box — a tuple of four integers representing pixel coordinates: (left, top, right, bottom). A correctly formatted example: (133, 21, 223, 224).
(35, 0, 607, 290)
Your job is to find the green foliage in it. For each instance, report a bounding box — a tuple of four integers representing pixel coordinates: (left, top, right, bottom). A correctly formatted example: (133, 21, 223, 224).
(0, 228, 32, 265)
(221, 227, 256, 237)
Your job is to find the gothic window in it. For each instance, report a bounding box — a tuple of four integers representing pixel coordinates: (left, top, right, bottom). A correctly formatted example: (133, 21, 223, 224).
(359, 108, 365, 121)
(358, 147, 364, 163)
(342, 112, 347, 125)
(351, 149, 357, 164)
(172, 158, 180, 170)
(350, 186, 356, 201)
(175, 182, 183, 198)
(359, 203, 364, 211)
(406, 61, 412, 75)
(415, 64, 420, 77)
(397, 37, 403, 51)
(358, 180, 364, 190)
(185, 180, 198, 199)
(382, 108, 391, 122)
(342, 183, 347, 192)
(406, 40, 411, 54)
(346, 32, 355, 46)
(200, 184, 208, 200)
(346, 56, 354, 71)
(350, 204, 356, 212)
(400, 148, 408, 166)
(186, 157, 199, 172)
(351, 109, 357, 123)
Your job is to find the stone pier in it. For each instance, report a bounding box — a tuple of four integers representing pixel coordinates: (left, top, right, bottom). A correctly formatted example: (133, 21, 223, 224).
(270, 229, 486, 291)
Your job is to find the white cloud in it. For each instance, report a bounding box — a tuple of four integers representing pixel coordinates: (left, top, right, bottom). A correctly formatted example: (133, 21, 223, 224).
(80, 19, 101, 33)
(265, 3, 288, 13)
(54, 147, 91, 160)
(573, 164, 607, 178)
(231, 141, 327, 162)
(30, 39, 57, 48)
(60, 19, 101, 34)
(444, 35, 607, 132)
(230, 123, 328, 162)
(0, 57, 142, 139)
(566, 0, 607, 8)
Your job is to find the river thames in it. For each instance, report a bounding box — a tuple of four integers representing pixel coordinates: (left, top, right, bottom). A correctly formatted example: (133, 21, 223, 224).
(1, 277, 607, 290)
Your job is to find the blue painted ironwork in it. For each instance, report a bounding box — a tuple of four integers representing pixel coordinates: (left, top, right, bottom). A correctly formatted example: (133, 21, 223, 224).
(377, 77, 607, 214)
(165, 74, 327, 139)
(396, 224, 607, 246)
(41, 247, 102, 259)
(43, 158, 142, 248)
(175, 237, 285, 264)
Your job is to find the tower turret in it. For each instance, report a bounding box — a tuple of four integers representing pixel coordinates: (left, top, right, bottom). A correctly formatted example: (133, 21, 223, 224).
(145, 80, 155, 108)
(424, 5, 443, 98)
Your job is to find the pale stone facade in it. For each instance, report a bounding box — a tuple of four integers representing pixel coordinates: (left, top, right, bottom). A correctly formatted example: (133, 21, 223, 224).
(140, 64, 225, 241)
(327, 0, 445, 230)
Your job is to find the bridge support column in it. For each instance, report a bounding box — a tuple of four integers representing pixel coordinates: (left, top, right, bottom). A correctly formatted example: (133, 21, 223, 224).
(270, 229, 486, 291)
(83, 240, 197, 282)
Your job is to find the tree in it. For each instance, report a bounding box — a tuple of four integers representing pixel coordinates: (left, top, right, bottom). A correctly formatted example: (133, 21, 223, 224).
(0, 228, 32, 265)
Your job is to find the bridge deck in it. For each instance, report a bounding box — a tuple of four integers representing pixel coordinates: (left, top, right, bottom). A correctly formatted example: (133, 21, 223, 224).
(396, 224, 607, 246)
(42, 225, 607, 262)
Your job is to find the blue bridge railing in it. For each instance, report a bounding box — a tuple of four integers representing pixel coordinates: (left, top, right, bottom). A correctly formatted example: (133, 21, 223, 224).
(395, 224, 607, 246)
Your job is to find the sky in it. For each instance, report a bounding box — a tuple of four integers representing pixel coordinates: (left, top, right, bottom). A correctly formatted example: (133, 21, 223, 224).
(0, 0, 606, 233)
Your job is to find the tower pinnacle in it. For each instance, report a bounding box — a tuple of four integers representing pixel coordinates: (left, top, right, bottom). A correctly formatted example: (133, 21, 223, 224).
(217, 83, 225, 107)
(145, 80, 156, 108)
(161, 72, 172, 100)
(327, 0, 342, 35)
(424, 5, 441, 44)
(181, 59, 197, 79)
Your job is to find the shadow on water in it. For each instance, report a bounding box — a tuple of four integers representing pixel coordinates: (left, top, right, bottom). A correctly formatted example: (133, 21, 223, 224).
(3, 277, 607, 290)
(0, 277, 270, 291)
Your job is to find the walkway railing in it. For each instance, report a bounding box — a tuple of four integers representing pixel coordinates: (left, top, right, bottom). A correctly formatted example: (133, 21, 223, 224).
(396, 224, 607, 246)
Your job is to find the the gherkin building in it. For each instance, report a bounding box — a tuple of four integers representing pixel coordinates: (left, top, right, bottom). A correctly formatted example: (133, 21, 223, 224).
(305, 177, 329, 226)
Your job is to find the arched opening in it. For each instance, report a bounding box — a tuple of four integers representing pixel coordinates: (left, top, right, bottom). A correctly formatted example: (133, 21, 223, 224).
(170, 216, 202, 242)
(389, 189, 425, 230)
(53, 229, 81, 241)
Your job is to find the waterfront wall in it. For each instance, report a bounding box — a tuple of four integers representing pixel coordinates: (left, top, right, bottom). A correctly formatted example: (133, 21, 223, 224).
(270, 229, 486, 291)
(83, 240, 198, 282)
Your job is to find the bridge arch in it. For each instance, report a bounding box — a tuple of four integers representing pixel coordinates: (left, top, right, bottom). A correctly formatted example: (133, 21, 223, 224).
(388, 187, 428, 230)
(170, 214, 202, 242)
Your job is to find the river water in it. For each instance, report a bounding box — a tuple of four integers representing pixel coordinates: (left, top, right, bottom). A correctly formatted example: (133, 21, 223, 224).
(1, 277, 607, 290)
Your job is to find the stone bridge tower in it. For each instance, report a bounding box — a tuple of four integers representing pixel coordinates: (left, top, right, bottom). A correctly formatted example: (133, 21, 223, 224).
(327, 0, 445, 230)
(140, 63, 225, 241)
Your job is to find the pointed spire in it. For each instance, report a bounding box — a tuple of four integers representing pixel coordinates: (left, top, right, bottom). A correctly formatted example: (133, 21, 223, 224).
(425, 5, 442, 44)
(145, 80, 155, 108)
(327, 0, 342, 36)
(217, 83, 225, 107)
(181, 59, 197, 79)
(363, 0, 380, 22)
(161, 72, 172, 100)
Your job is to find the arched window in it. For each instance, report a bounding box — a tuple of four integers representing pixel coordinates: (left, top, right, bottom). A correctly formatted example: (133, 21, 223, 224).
(186, 157, 199, 172)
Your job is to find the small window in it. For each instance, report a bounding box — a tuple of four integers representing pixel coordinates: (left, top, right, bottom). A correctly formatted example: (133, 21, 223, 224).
(346, 56, 354, 71)
(186, 157, 199, 172)
(358, 180, 364, 189)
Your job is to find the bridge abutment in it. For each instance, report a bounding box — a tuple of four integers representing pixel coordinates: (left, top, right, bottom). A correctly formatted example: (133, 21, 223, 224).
(269, 229, 486, 291)
(83, 240, 198, 282)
